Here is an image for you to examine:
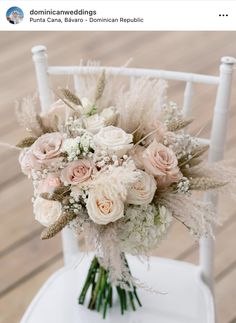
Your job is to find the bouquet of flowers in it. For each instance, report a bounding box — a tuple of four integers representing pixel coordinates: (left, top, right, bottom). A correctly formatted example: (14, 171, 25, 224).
(14, 71, 236, 318)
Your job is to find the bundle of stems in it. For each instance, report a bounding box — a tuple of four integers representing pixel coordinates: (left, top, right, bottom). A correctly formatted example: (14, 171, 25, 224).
(78, 255, 142, 319)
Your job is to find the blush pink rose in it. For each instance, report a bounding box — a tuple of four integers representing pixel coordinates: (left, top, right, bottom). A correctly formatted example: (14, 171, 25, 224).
(37, 173, 62, 194)
(131, 145, 145, 170)
(143, 141, 182, 187)
(19, 149, 42, 176)
(61, 159, 94, 185)
(143, 120, 168, 145)
(155, 167, 182, 187)
(32, 132, 63, 160)
(41, 100, 73, 130)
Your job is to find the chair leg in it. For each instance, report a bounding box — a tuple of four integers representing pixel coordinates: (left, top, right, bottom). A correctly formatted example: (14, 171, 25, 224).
(61, 227, 80, 266)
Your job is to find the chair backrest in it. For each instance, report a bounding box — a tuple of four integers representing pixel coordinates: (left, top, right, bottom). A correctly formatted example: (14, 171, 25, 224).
(31, 45, 235, 293)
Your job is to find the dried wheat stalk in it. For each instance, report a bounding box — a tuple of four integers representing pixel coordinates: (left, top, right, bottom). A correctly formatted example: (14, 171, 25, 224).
(179, 144, 209, 167)
(53, 90, 78, 113)
(41, 211, 77, 240)
(189, 177, 227, 191)
(36, 115, 54, 133)
(16, 137, 37, 148)
(54, 186, 71, 195)
(40, 192, 64, 202)
(94, 70, 106, 102)
(167, 118, 194, 132)
(60, 88, 82, 106)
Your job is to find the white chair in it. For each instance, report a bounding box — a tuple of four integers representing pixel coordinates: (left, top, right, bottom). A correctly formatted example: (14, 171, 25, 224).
(21, 45, 236, 323)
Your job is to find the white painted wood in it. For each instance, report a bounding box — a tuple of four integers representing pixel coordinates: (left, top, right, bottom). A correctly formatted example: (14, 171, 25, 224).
(197, 138, 210, 145)
(48, 66, 220, 85)
(20, 254, 215, 323)
(32, 46, 80, 266)
(61, 228, 80, 266)
(73, 75, 80, 94)
(60, 224, 79, 266)
(183, 81, 193, 118)
(31, 46, 53, 113)
(200, 56, 236, 293)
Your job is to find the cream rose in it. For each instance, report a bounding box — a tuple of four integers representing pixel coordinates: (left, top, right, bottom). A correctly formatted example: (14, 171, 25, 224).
(61, 159, 94, 185)
(100, 107, 118, 126)
(126, 171, 156, 205)
(94, 126, 133, 158)
(143, 141, 182, 186)
(32, 132, 63, 160)
(37, 173, 62, 194)
(83, 114, 105, 134)
(33, 196, 62, 227)
(86, 185, 124, 225)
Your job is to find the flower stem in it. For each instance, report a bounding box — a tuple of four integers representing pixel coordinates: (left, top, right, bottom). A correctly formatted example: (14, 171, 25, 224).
(89, 266, 104, 309)
(78, 257, 98, 305)
(128, 291, 136, 311)
(103, 285, 112, 319)
(133, 287, 142, 307)
(123, 289, 127, 311)
(96, 271, 107, 312)
(116, 286, 124, 315)
(78, 255, 142, 318)
(109, 285, 113, 308)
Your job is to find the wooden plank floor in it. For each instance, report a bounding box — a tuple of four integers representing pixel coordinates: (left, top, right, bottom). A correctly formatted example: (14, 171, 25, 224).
(0, 31, 236, 323)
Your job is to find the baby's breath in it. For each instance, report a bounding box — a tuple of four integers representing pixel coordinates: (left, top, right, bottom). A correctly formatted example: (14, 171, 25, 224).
(177, 177, 191, 195)
(61, 131, 95, 161)
(118, 204, 172, 254)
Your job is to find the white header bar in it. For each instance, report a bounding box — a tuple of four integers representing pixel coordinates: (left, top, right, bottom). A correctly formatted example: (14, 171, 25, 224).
(1, 1, 236, 31)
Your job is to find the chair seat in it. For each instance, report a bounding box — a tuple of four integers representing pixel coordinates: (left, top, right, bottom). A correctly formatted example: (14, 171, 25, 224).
(21, 254, 215, 323)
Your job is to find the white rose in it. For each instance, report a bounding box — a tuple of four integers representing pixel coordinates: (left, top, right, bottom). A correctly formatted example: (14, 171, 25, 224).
(100, 107, 118, 126)
(83, 114, 106, 134)
(86, 185, 124, 225)
(94, 126, 133, 158)
(33, 196, 62, 227)
(126, 171, 157, 205)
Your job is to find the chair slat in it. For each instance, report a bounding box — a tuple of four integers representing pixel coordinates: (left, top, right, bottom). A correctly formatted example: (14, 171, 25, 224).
(31, 46, 53, 113)
(73, 75, 80, 95)
(200, 56, 236, 293)
(183, 82, 193, 118)
(48, 66, 220, 85)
